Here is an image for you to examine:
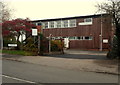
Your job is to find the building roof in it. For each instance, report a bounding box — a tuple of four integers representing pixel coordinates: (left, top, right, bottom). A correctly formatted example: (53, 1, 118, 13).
(32, 13, 108, 22)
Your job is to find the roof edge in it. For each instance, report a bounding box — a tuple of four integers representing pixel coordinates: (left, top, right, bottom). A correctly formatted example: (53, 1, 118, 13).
(32, 13, 108, 22)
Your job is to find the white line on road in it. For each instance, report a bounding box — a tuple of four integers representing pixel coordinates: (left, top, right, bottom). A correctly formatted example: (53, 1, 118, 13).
(2, 75, 36, 83)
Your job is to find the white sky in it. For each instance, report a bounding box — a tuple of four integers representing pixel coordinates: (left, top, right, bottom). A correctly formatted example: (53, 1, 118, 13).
(4, 0, 107, 20)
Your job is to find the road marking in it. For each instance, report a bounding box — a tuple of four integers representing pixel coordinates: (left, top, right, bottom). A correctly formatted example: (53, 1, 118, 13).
(2, 75, 36, 83)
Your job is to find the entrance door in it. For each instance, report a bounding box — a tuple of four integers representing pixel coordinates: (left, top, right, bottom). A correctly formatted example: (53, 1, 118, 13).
(64, 38, 69, 49)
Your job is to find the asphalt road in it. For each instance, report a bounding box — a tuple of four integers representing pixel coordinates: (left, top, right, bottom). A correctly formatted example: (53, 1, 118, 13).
(45, 54, 107, 60)
(2, 59, 118, 84)
(2, 52, 107, 60)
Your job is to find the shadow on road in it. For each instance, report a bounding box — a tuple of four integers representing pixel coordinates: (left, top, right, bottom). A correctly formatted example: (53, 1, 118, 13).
(44, 53, 108, 60)
(1, 53, 108, 60)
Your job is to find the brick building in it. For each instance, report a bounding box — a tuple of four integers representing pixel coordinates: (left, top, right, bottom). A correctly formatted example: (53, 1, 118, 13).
(32, 14, 114, 50)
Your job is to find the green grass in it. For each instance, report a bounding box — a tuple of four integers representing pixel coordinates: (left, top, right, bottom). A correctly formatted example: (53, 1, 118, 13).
(2, 50, 36, 56)
(0, 50, 2, 53)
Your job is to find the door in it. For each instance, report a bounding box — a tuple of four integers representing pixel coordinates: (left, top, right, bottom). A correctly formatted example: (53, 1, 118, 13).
(64, 38, 69, 49)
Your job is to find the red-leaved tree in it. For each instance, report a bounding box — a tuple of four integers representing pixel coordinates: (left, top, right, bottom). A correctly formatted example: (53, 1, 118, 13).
(2, 18, 36, 49)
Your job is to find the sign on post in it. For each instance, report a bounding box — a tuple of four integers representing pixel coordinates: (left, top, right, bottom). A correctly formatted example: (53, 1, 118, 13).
(103, 39, 108, 43)
(32, 29, 38, 36)
(8, 44, 17, 47)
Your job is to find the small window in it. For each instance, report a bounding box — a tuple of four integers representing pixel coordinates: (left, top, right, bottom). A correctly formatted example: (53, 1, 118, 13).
(32, 23, 36, 25)
(84, 18, 92, 22)
(77, 36, 84, 40)
(51, 37, 55, 40)
(84, 36, 93, 40)
(49, 21, 54, 28)
(63, 20, 68, 28)
(37, 22, 41, 26)
(56, 21, 62, 28)
(85, 37, 89, 40)
(44, 22, 49, 28)
(55, 37, 61, 39)
(69, 37, 76, 40)
(69, 19, 76, 27)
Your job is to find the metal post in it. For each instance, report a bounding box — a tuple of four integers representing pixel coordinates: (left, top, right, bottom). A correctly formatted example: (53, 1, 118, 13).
(0, 31, 3, 50)
(49, 34, 52, 53)
(100, 14, 103, 51)
(38, 33, 40, 55)
(34, 36, 35, 43)
(49, 38, 51, 53)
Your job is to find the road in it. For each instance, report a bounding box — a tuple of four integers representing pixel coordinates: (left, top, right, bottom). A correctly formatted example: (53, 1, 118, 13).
(2, 59, 118, 84)
(45, 54, 107, 60)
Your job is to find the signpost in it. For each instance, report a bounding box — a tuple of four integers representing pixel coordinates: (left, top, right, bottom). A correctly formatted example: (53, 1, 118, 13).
(8, 44, 17, 50)
(8, 44, 17, 47)
(37, 24, 41, 55)
(32, 29, 38, 36)
(103, 39, 108, 43)
(32, 22, 42, 55)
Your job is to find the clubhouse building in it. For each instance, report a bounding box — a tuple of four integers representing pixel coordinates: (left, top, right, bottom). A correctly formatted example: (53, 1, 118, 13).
(32, 14, 114, 50)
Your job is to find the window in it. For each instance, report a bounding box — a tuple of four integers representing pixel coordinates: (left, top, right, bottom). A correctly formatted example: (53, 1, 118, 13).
(51, 37, 55, 40)
(79, 18, 93, 25)
(42, 19, 77, 29)
(69, 37, 75, 40)
(56, 21, 62, 28)
(76, 36, 84, 40)
(68, 36, 93, 40)
(63, 20, 68, 28)
(32, 22, 36, 25)
(44, 22, 49, 28)
(41, 22, 44, 28)
(37, 22, 41, 26)
(49, 21, 54, 28)
(84, 18, 92, 22)
(84, 36, 93, 40)
(69, 19, 76, 27)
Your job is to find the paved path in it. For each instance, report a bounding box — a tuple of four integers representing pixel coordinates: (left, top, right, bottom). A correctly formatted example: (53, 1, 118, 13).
(64, 49, 108, 55)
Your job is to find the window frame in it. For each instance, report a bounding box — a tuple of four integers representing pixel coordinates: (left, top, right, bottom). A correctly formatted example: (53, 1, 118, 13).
(69, 19, 76, 27)
(84, 18, 92, 23)
(49, 21, 55, 28)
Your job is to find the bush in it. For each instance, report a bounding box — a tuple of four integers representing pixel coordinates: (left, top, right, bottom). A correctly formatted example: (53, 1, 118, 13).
(107, 36, 119, 59)
(22, 37, 38, 55)
(51, 40, 64, 52)
(3, 37, 17, 47)
(22, 34, 49, 55)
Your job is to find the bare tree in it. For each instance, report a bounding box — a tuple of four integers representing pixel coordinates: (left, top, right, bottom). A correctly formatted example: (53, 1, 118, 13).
(96, 0, 120, 58)
(0, 1, 12, 49)
(0, 1, 11, 22)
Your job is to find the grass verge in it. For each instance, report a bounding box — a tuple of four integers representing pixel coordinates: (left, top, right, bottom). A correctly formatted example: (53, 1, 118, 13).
(2, 50, 36, 56)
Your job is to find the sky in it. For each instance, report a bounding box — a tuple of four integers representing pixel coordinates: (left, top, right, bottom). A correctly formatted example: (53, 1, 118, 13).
(4, 0, 107, 20)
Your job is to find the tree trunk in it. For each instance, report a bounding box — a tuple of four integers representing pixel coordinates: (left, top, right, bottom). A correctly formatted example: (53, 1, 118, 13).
(116, 23, 120, 58)
(16, 33, 20, 50)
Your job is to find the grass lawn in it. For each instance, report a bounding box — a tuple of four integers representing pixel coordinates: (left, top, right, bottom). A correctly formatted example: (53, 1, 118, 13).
(0, 50, 2, 53)
(2, 50, 36, 56)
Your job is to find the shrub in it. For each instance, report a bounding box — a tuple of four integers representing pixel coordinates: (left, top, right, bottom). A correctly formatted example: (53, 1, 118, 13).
(51, 40, 64, 52)
(3, 37, 17, 47)
(22, 34, 49, 55)
(22, 37, 38, 55)
(107, 36, 119, 59)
